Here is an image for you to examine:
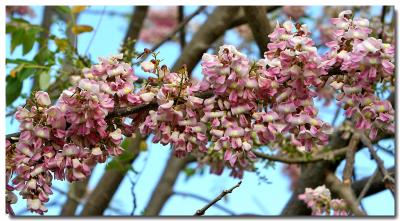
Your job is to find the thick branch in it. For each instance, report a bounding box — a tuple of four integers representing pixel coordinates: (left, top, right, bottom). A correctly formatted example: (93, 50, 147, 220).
(194, 180, 242, 216)
(242, 6, 272, 57)
(227, 6, 280, 30)
(60, 178, 90, 215)
(281, 121, 394, 215)
(144, 154, 194, 215)
(342, 134, 360, 185)
(123, 6, 149, 47)
(172, 6, 240, 73)
(80, 134, 142, 216)
(325, 173, 365, 216)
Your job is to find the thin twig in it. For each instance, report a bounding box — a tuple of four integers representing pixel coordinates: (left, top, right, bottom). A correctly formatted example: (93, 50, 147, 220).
(356, 168, 379, 204)
(194, 181, 242, 216)
(129, 149, 150, 215)
(331, 106, 341, 126)
(359, 132, 395, 196)
(253, 147, 348, 164)
(85, 6, 106, 55)
(174, 191, 236, 215)
(134, 6, 206, 65)
(375, 143, 394, 156)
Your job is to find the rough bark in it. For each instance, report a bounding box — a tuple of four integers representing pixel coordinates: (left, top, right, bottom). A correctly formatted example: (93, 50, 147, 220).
(281, 125, 394, 215)
(172, 6, 240, 73)
(60, 179, 90, 215)
(123, 6, 148, 47)
(242, 6, 272, 57)
(343, 166, 395, 199)
(144, 154, 194, 215)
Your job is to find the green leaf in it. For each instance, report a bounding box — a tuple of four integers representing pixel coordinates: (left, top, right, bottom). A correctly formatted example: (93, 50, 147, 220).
(22, 28, 38, 55)
(17, 67, 37, 81)
(120, 137, 134, 149)
(39, 72, 51, 90)
(34, 48, 55, 65)
(10, 28, 25, 53)
(6, 58, 35, 65)
(55, 6, 71, 15)
(6, 76, 23, 106)
(6, 23, 16, 33)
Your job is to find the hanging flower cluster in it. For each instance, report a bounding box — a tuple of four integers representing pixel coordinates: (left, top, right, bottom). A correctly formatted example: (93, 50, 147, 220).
(7, 55, 137, 214)
(299, 185, 349, 216)
(137, 62, 209, 158)
(5, 10, 395, 215)
(195, 45, 261, 177)
(254, 20, 333, 152)
(321, 10, 395, 140)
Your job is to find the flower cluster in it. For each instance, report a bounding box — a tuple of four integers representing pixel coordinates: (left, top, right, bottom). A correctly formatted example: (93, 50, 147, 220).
(139, 6, 178, 45)
(7, 55, 136, 214)
(321, 10, 395, 140)
(255, 20, 333, 152)
(299, 185, 349, 216)
(196, 45, 260, 177)
(138, 65, 209, 158)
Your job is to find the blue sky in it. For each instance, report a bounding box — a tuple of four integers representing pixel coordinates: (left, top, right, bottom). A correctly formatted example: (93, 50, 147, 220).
(6, 6, 395, 216)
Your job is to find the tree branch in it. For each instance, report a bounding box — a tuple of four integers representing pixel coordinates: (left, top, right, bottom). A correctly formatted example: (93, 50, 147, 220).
(60, 178, 90, 215)
(172, 6, 240, 73)
(143, 154, 194, 215)
(254, 147, 348, 164)
(281, 120, 394, 215)
(379, 6, 388, 39)
(325, 173, 366, 216)
(342, 134, 360, 185)
(178, 6, 186, 50)
(123, 6, 149, 48)
(80, 133, 142, 215)
(242, 6, 272, 57)
(173, 191, 236, 215)
(194, 180, 242, 216)
(356, 168, 379, 204)
(350, 166, 395, 199)
(359, 132, 395, 196)
(134, 6, 206, 65)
